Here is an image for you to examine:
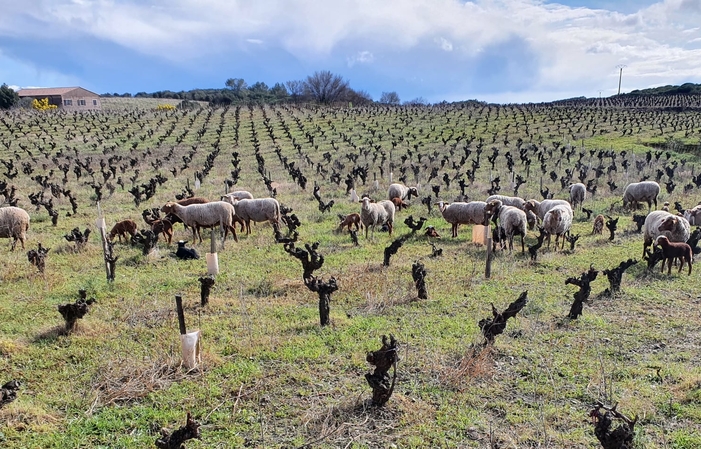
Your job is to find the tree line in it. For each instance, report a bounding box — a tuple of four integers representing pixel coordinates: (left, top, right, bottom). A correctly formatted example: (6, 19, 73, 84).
(100, 71, 418, 107)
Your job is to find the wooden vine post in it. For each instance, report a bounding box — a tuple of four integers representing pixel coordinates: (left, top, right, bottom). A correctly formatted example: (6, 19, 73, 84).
(485, 223, 493, 279)
(96, 203, 116, 282)
(175, 295, 200, 370)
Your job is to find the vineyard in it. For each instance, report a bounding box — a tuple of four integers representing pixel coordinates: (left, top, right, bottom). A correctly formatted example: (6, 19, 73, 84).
(1, 94, 701, 447)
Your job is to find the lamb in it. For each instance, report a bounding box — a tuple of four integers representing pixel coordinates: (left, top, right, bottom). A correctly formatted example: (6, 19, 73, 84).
(524, 199, 573, 222)
(175, 240, 199, 260)
(161, 201, 238, 244)
(622, 181, 660, 211)
(437, 200, 489, 238)
(485, 199, 528, 253)
(0, 206, 30, 250)
(150, 219, 174, 245)
(360, 197, 395, 238)
(486, 194, 536, 229)
(642, 210, 690, 259)
(655, 235, 692, 275)
(592, 214, 605, 235)
(388, 183, 419, 201)
(229, 198, 282, 235)
(568, 183, 586, 210)
(108, 219, 137, 243)
(391, 197, 410, 211)
(221, 190, 254, 203)
(337, 213, 362, 232)
(542, 205, 573, 251)
(683, 204, 701, 226)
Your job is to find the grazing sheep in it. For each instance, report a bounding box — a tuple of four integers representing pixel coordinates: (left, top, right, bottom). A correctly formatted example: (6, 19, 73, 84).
(643, 210, 690, 259)
(524, 199, 573, 222)
(108, 219, 137, 243)
(150, 219, 174, 245)
(568, 183, 586, 210)
(391, 197, 409, 211)
(0, 206, 30, 250)
(388, 183, 419, 201)
(175, 240, 199, 260)
(221, 190, 254, 203)
(542, 205, 573, 251)
(592, 214, 605, 235)
(683, 204, 701, 226)
(486, 194, 536, 229)
(622, 181, 660, 211)
(360, 197, 395, 238)
(438, 200, 489, 238)
(656, 235, 692, 275)
(164, 197, 210, 230)
(161, 201, 238, 244)
(229, 198, 282, 235)
(337, 213, 362, 232)
(485, 199, 528, 253)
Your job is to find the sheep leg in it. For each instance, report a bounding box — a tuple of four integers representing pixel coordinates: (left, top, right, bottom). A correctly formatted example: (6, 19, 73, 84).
(387, 222, 393, 236)
(452, 223, 458, 238)
(520, 235, 525, 254)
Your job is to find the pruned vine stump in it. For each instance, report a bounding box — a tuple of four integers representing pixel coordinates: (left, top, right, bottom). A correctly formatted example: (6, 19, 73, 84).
(365, 335, 399, 406)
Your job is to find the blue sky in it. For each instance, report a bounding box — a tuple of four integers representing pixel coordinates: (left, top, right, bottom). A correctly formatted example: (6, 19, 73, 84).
(1, 0, 700, 104)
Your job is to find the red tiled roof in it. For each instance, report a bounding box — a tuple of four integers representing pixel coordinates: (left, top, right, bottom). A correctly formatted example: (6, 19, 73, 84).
(17, 87, 94, 97)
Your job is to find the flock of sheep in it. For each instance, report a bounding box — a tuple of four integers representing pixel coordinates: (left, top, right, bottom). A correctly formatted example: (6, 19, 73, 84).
(357, 180, 696, 275)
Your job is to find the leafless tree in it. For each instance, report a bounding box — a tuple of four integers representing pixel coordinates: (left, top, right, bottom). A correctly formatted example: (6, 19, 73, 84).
(304, 70, 349, 104)
(380, 91, 400, 105)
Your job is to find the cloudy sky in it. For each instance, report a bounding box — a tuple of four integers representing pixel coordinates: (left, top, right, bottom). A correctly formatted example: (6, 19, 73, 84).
(1, 0, 700, 103)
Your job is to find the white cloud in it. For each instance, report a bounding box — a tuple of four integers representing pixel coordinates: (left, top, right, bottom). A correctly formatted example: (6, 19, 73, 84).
(1, 0, 701, 100)
(347, 50, 374, 67)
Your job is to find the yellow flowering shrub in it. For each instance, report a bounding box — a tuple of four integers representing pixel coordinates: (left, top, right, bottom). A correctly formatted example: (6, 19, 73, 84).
(156, 104, 176, 110)
(32, 98, 57, 111)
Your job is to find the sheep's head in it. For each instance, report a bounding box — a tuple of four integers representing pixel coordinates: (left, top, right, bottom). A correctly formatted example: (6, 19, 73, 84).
(435, 201, 448, 212)
(658, 216, 679, 232)
(161, 202, 175, 213)
(408, 187, 419, 199)
(524, 199, 538, 213)
(360, 197, 373, 208)
(655, 235, 670, 246)
(485, 199, 502, 217)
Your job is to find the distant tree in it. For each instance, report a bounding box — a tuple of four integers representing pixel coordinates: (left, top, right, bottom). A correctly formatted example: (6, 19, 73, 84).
(285, 80, 306, 103)
(248, 81, 270, 103)
(379, 91, 400, 105)
(0, 84, 19, 109)
(304, 71, 349, 104)
(404, 97, 428, 106)
(225, 78, 247, 92)
(269, 83, 289, 102)
(343, 89, 373, 106)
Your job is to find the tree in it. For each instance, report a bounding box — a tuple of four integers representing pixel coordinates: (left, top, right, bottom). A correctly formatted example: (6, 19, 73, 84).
(32, 98, 57, 111)
(304, 71, 349, 104)
(343, 89, 373, 106)
(379, 91, 400, 105)
(0, 84, 19, 109)
(404, 97, 428, 106)
(285, 80, 306, 103)
(225, 78, 247, 92)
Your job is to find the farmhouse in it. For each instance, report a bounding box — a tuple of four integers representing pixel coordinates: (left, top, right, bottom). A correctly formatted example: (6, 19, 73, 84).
(17, 86, 102, 111)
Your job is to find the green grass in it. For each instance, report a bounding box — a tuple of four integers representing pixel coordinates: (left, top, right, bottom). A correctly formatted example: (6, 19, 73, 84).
(1, 98, 701, 447)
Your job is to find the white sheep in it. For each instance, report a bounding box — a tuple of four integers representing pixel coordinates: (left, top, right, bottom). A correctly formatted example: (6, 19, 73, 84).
(568, 183, 586, 210)
(524, 199, 573, 221)
(360, 197, 395, 238)
(438, 200, 489, 238)
(388, 183, 419, 201)
(486, 194, 537, 229)
(542, 204, 573, 251)
(0, 206, 30, 250)
(643, 210, 690, 259)
(221, 190, 254, 203)
(683, 204, 701, 226)
(485, 200, 527, 253)
(623, 181, 660, 211)
(161, 201, 238, 245)
(229, 198, 281, 235)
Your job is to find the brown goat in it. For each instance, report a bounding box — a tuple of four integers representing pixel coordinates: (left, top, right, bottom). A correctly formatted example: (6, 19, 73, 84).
(390, 197, 409, 211)
(337, 213, 362, 232)
(109, 219, 137, 243)
(592, 214, 604, 235)
(150, 219, 174, 245)
(656, 235, 692, 275)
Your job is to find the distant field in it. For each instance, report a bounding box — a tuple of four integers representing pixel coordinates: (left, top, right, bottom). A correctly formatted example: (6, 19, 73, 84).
(100, 97, 206, 110)
(2, 95, 701, 447)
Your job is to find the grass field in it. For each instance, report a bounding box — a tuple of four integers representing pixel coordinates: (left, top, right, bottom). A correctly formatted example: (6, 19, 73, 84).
(2, 96, 701, 448)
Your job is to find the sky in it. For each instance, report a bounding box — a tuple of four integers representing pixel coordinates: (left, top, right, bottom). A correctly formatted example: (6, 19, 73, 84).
(1, 0, 700, 104)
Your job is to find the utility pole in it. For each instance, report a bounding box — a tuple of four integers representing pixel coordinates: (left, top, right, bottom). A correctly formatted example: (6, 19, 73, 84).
(616, 65, 626, 95)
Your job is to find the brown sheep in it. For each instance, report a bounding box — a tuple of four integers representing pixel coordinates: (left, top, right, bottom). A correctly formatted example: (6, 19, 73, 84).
(150, 219, 174, 245)
(592, 214, 604, 235)
(390, 197, 409, 211)
(656, 235, 692, 275)
(337, 213, 362, 232)
(109, 219, 137, 243)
